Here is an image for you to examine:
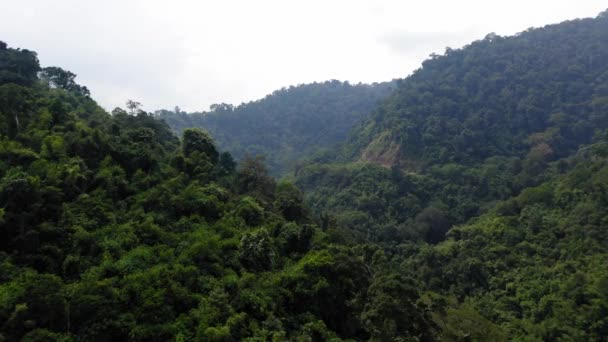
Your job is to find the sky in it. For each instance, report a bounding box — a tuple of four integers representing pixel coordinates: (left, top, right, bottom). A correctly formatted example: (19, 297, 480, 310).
(1, 1, 606, 112)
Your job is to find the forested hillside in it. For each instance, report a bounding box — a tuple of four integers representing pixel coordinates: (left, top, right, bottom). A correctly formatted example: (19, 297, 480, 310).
(296, 11, 608, 242)
(2, 9, 608, 342)
(289, 10, 608, 340)
(155, 81, 394, 175)
(405, 139, 608, 340)
(347, 12, 608, 168)
(0, 41, 448, 341)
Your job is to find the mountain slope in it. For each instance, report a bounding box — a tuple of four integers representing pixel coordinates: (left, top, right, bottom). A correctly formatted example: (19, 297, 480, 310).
(290, 12, 608, 340)
(296, 11, 608, 242)
(407, 139, 608, 340)
(156, 80, 394, 175)
(0, 41, 442, 341)
(347, 13, 608, 168)
(3, 10, 608, 341)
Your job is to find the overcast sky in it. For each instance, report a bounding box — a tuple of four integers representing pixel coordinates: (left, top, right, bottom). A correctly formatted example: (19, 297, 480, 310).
(1, 1, 606, 112)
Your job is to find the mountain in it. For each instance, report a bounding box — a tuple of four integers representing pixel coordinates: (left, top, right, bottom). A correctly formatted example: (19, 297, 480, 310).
(347, 12, 608, 169)
(290, 10, 608, 340)
(296, 11, 608, 242)
(0, 41, 443, 341)
(406, 140, 608, 339)
(2, 9, 608, 341)
(155, 80, 394, 175)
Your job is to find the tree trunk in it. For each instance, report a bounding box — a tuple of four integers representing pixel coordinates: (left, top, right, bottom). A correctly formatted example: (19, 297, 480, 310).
(14, 112, 20, 130)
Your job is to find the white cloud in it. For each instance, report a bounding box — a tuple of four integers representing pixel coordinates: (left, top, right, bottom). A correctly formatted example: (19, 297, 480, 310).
(1, 0, 605, 112)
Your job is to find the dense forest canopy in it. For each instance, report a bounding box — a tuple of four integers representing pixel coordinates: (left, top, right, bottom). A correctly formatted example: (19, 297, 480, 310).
(155, 81, 394, 175)
(296, 11, 608, 242)
(346, 15, 608, 168)
(1, 8, 608, 342)
(0, 40, 442, 341)
(288, 11, 608, 339)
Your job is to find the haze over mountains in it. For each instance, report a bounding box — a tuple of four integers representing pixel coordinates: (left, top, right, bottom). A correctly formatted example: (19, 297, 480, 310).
(1, 9, 607, 341)
(296, 10, 608, 237)
(155, 81, 394, 175)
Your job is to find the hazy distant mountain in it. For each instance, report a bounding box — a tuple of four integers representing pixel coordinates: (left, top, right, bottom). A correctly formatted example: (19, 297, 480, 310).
(155, 80, 394, 175)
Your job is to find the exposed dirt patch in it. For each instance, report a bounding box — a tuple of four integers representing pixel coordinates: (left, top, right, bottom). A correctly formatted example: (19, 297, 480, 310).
(359, 132, 401, 167)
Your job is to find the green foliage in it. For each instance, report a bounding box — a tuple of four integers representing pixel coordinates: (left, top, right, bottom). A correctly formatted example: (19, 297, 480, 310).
(156, 80, 395, 175)
(4, 11, 608, 341)
(274, 181, 305, 222)
(0, 41, 440, 341)
(290, 11, 608, 340)
(348, 15, 608, 168)
(39, 67, 90, 96)
(239, 229, 275, 271)
(182, 128, 219, 163)
(236, 196, 265, 227)
(0, 41, 39, 86)
(361, 273, 436, 341)
(236, 156, 276, 203)
(404, 143, 608, 339)
(0, 83, 33, 137)
(296, 13, 608, 244)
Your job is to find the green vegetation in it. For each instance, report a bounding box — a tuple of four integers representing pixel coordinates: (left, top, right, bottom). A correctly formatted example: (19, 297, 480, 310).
(405, 141, 608, 340)
(347, 15, 608, 167)
(0, 41, 439, 341)
(2, 9, 608, 342)
(296, 11, 608, 243)
(155, 81, 394, 175)
(293, 11, 608, 339)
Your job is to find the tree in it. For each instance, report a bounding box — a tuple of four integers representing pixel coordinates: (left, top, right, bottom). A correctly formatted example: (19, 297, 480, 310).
(0, 83, 32, 136)
(415, 207, 451, 244)
(274, 181, 305, 221)
(182, 128, 219, 163)
(0, 169, 42, 250)
(39, 66, 90, 96)
(217, 152, 236, 173)
(209, 103, 233, 113)
(236, 156, 275, 201)
(361, 273, 436, 341)
(126, 99, 143, 115)
(238, 229, 275, 271)
(0, 44, 40, 86)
